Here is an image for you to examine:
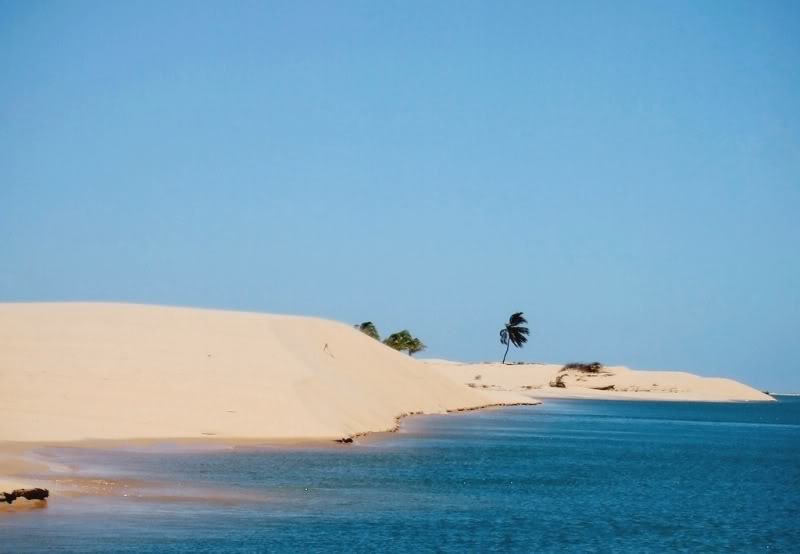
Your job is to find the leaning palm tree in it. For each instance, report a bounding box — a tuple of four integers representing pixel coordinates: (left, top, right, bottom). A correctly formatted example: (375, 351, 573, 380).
(355, 321, 381, 341)
(499, 312, 529, 364)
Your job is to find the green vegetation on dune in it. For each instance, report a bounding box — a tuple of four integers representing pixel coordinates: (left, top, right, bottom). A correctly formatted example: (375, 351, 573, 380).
(355, 322, 426, 357)
(357, 311, 533, 362)
(354, 321, 381, 341)
(383, 330, 426, 357)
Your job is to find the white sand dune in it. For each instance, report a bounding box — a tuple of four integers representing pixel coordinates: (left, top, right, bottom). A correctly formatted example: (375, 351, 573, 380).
(424, 361, 773, 402)
(0, 303, 773, 494)
(0, 303, 531, 445)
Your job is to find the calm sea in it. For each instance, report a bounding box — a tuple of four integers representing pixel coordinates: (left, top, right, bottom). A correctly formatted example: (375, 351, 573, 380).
(4, 397, 800, 552)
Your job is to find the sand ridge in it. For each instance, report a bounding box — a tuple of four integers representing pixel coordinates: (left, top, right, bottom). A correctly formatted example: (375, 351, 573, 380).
(424, 361, 773, 402)
(0, 303, 532, 444)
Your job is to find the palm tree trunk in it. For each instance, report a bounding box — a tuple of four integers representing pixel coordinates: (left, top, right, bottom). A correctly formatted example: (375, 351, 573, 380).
(502, 341, 510, 364)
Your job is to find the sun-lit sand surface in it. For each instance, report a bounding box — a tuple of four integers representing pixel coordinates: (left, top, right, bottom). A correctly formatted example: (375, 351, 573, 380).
(0, 302, 771, 497)
(0, 302, 532, 493)
(424, 360, 773, 402)
(0, 303, 534, 442)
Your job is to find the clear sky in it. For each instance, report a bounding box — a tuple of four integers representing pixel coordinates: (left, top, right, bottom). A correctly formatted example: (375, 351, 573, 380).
(2, 1, 798, 391)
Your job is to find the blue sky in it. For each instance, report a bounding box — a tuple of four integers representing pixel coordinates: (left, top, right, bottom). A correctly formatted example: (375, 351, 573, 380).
(2, 1, 798, 390)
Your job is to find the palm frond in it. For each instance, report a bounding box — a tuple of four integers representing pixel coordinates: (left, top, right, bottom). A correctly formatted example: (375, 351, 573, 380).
(508, 329, 529, 348)
(408, 337, 426, 355)
(508, 312, 527, 327)
(499, 328, 509, 345)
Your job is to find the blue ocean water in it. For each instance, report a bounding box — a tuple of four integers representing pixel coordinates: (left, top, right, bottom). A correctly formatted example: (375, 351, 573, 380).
(4, 398, 800, 553)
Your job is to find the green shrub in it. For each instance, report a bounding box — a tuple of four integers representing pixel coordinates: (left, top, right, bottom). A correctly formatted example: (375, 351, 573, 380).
(561, 362, 603, 373)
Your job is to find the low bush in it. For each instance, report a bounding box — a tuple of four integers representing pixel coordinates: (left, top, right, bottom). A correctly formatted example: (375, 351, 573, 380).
(561, 362, 603, 373)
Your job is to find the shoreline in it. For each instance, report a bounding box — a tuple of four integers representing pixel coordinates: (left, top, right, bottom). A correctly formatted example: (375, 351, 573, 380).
(1, 401, 541, 508)
(1, 393, 787, 512)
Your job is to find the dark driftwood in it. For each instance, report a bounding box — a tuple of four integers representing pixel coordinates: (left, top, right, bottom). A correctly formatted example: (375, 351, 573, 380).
(1, 488, 49, 504)
(591, 385, 616, 391)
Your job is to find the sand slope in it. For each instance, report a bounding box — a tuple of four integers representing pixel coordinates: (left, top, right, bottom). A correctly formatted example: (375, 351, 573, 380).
(0, 303, 530, 444)
(425, 361, 773, 402)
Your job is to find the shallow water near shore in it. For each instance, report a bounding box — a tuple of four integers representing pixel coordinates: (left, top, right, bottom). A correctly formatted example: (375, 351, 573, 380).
(5, 397, 800, 552)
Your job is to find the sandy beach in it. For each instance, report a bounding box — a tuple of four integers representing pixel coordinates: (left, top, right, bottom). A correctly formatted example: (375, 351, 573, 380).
(425, 360, 774, 403)
(0, 302, 771, 496)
